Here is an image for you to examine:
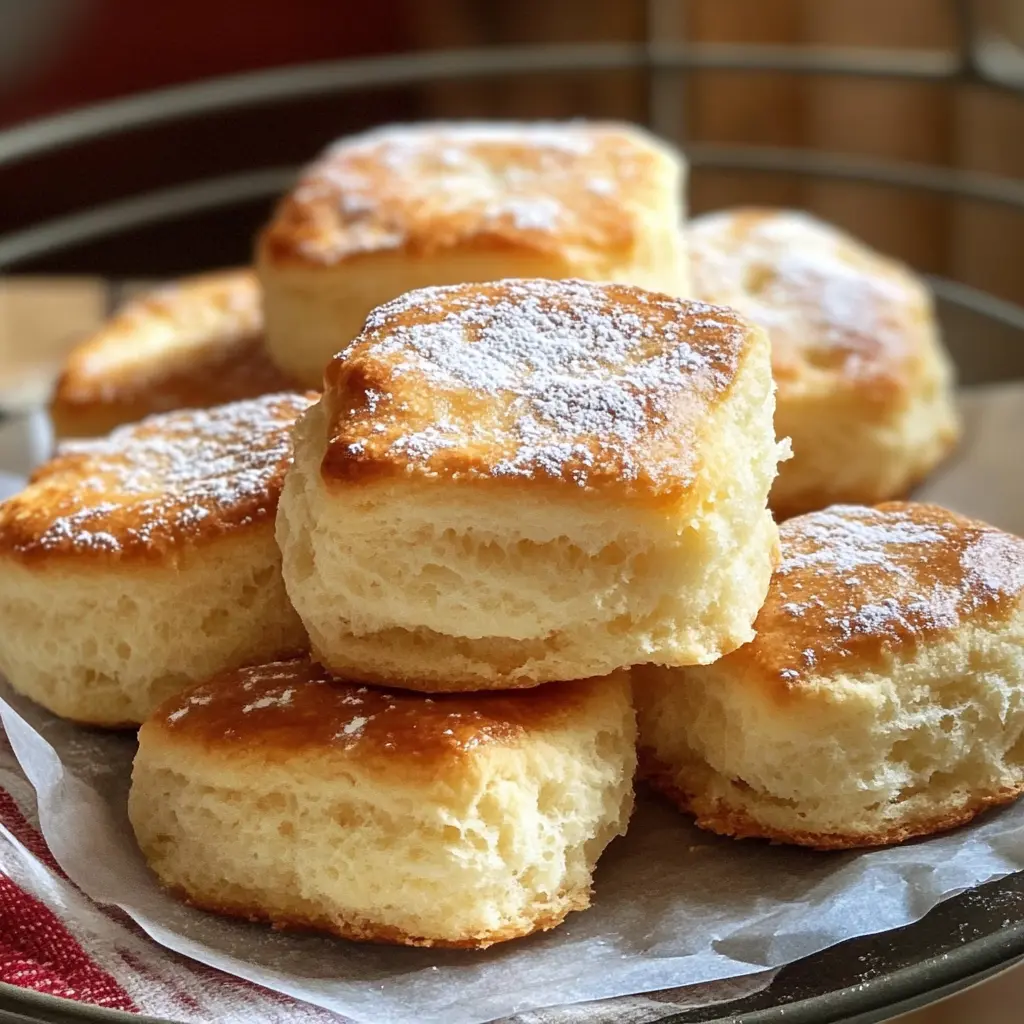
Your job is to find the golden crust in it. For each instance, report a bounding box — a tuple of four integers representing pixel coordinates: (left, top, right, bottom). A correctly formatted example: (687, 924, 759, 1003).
(319, 278, 756, 502)
(49, 269, 296, 438)
(728, 502, 1024, 696)
(689, 207, 936, 404)
(258, 121, 680, 268)
(161, 882, 585, 949)
(0, 392, 317, 565)
(641, 753, 1024, 851)
(146, 657, 610, 772)
(304, 624, 588, 693)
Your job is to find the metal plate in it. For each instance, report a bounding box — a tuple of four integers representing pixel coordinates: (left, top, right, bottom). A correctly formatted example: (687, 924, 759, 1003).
(0, 284, 1020, 1024)
(0, 875, 1022, 1023)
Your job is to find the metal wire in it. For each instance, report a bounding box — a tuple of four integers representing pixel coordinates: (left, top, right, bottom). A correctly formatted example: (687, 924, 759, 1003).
(954, 0, 980, 80)
(0, 41, 994, 171)
(5, 137, 1024, 271)
(0, 169, 295, 268)
(929, 276, 1024, 334)
(644, 1, 683, 142)
(686, 144, 1024, 207)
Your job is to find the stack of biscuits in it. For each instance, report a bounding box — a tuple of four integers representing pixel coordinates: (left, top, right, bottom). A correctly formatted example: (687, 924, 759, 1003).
(2, 120, 1023, 951)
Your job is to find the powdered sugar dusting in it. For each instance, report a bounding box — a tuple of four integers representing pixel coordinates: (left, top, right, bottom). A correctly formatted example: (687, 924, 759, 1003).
(336, 715, 369, 743)
(779, 506, 944, 580)
(283, 121, 663, 261)
(241, 696, 282, 712)
(962, 531, 1024, 597)
(765, 505, 1024, 685)
(346, 279, 740, 486)
(389, 425, 459, 460)
(334, 121, 598, 159)
(691, 209, 923, 377)
(487, 195, 562, 232)
(157, 657, 570, 764)
(165, 689, 219, 724)
(2, 392, 314, 557)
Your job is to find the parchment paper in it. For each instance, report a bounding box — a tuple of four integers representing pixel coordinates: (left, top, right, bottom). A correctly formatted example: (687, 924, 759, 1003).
(1, 382, 1023, 1024)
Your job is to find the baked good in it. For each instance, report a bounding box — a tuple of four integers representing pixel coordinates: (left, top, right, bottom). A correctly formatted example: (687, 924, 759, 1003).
(50, 269, 295, 438)
(689, 208, 961, 519)
(129, 658, 635, 948)
(257, 121, 690, 386)
(277, 277, 784, 691)
(0, 393, 314, 726)
(636, 502, 1024, 849)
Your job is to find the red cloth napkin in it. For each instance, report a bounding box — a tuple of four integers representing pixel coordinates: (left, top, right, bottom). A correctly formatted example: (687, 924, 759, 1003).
(0, 728, 345, 1023)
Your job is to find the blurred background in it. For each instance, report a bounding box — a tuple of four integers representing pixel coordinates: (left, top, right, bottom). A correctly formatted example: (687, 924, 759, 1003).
(0, 0, 1020, 300)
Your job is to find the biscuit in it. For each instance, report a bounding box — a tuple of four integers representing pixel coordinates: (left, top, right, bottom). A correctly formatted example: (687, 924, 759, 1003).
(50, 269, 295, 438)
(635, 502, 1024, 849)
(277, 278, 784, 691)
(129, 658, 635, 948)
(0, 394, 315, 726)
(689, 208, 961, 519)
(257, 121, 690, 386)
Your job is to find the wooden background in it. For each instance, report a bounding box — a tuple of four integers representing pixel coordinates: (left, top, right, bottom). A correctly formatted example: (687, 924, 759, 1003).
(413, 0, 1024, 307)
(0, 0, 1021, 304)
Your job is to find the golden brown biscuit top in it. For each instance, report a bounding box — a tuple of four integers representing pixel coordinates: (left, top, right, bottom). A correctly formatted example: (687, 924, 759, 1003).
(50, 270, 295, 434)
(259, 121, 678, 265)
(151, 657, 600, 769)
(0, 392, 316, 563)
(690, 208, 933, 399)
(320, 278, 751, 497)
(736, 502, 1024, 692)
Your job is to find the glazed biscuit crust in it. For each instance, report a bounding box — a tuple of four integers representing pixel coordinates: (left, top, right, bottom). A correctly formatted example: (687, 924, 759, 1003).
(740, 502, 1024, 690)
(322, 278, 752, 502)
(149, 659, 609, 775)
(49, 270, 294, 438)
(1, 392, 317, 564)
(260, 121, 681, 266)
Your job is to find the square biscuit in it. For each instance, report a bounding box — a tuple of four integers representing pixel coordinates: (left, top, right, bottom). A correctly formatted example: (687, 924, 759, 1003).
(130, 659, 636, 947)
(257, 120, 690, 386)
(636, 502, 1024, 849)
(277, 278, 784, 690)
(50, 270, 294, 439)
(0, 393, 315, 725)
